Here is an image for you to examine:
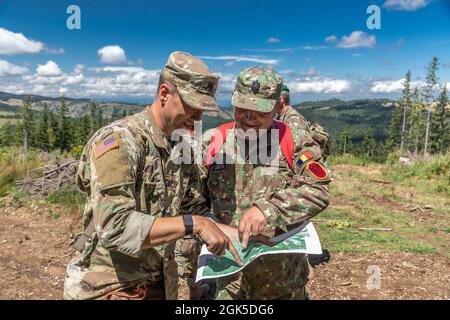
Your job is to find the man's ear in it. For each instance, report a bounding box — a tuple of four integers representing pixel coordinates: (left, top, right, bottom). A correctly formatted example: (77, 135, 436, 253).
(159, 83, 170, 104)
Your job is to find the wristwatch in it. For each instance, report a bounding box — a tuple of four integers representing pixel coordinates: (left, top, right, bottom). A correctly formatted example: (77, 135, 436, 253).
(182, 214, 194, 236)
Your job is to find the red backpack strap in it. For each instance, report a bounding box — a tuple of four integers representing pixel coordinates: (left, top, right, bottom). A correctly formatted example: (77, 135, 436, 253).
(205, 121, 235, 170)
(274, 120, 295, 172)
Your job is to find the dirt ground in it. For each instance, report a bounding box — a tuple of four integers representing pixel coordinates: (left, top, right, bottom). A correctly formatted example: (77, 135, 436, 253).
(0, 196, 449, 300)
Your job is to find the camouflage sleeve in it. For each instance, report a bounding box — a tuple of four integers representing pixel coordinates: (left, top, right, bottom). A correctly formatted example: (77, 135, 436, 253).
(253, 127, 331, 230)
(180, 163, 211, 217)
(85, 127, 155, 258)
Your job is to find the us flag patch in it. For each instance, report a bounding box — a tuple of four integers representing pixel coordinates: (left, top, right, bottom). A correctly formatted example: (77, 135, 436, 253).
(306, 161, 328, 180)
(94, 135, 119, 159)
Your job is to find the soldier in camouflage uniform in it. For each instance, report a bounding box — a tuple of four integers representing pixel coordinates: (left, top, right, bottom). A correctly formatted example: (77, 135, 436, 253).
(277, 84, 330, 160)
(63, 51, 242, 300)
(204, 67, 332, 299)
(276, 84, 312, 132)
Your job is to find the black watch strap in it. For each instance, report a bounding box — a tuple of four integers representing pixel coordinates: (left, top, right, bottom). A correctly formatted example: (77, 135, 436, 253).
(182, 214, 194, 236)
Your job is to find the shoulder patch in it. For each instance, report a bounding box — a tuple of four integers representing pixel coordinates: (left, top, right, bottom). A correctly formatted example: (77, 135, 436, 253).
(94, 134, 119, 159)
(306, 161, 328, 180)
(296, 150, 313, 169)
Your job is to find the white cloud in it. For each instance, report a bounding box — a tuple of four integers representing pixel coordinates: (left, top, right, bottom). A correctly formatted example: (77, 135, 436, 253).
(325, 35, 337, 43)
(200, 55, 279, 65)
(287, 78, 351, 94)
(45, 47, 65, 54)
(266, 37, 281, 44)
(90, 66, 147, 74)
(0, 28, 44, 55)
(98, 45, 127, 64)
(383, 0, 430, 11)
(0, 59, 29, 76)
(301, 67, 318, 77)
(337, 31, 376, 49)
(36, 60, 63, 77)
(215, 72, 237, 95)
(74, 64, 85, 75)
(370, 78, 426, 93)
(300, 46, 327, 50)
(224, 61, 235, 67)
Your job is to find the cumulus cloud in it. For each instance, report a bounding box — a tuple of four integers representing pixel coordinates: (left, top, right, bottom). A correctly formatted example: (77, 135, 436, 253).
(370, 78, 426, 93)
(301, 67, 318, 77)
(287, 78, 351, 94)
(266, 37, 281, 44)
(337, 31, 376, 49)
(36, 61, 63, 77)
(0, 59, 29, 76)
(383, 0, 430, 11)
(325, 35, 337, 43)
(0, 28, 44, 55)
(98, 45, 127, 64)
(200, 55, 279, 65)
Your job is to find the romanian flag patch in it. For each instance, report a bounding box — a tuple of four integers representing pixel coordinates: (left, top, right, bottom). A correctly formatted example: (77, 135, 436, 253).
(306, 161, 328, 180)
(94, 134, 119, 159)
(296, 150, 313, 168)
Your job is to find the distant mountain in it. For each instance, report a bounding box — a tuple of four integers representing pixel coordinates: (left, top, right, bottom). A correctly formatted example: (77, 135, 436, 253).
(0, 92, 397, 141)
(0, 91, 233, 130)
(293, 98, 397, 142)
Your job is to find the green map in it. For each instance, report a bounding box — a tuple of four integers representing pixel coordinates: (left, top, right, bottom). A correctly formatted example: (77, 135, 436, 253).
(196, 222, 322, 282)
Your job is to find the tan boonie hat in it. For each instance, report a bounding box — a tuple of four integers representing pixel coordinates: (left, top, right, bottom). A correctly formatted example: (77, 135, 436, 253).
(161, 51, 220, 112)
(231, 66, 283, 113)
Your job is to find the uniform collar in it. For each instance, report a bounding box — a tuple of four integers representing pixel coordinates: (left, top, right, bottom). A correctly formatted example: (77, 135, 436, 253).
(142, 107, 172, 153)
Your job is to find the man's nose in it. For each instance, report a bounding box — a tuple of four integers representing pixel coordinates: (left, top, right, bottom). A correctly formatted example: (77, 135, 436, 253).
(244, 110, 254, 121)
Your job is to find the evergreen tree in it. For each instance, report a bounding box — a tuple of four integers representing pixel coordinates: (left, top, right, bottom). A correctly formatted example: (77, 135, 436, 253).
(430, 86, 449, 153)
(90, 102, 100, 134)
(423, 56, 439, 155)
(386, 103, 402, 151)
(361, 128, 376, 158)
(21, 96, 34, 153)
(399, 70, 412, 155)
(48, 111, 58, 150)
(36, 103, 51, 151)
(337, 126, 352, 155)
(78, 114, 92, 145)
(57, 98, 72, 151)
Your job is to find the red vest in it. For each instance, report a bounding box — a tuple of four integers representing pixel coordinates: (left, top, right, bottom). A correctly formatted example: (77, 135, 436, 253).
(205, 120, 295, 172)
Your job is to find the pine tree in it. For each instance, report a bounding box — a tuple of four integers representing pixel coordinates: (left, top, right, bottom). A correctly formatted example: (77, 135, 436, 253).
(409, 88, 425, 155)
(90, 102, 99, 134)
(423, 56, 439, 155)
(361, 128, 376, 158)
(399, 70, 412, 155)
(21, 96, 34, 153)
(430, 86, 449, 153)
(78, 114, 91, 145)
(36, 103, 50, 151)
(337, 126, 352, 155)
(48, 111, 58, 150)
(387, 103, 402, 151)
(57, 98, 72, 151)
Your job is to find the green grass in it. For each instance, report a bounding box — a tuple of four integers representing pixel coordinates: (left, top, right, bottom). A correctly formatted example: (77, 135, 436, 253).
(45, 187, 85, 210)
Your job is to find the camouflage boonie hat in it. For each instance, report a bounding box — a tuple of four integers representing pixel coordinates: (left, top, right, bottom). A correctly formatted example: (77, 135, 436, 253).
(231, 67, 282, 113)
(281, 84, 290, 96)
(161, 51, 219, 111)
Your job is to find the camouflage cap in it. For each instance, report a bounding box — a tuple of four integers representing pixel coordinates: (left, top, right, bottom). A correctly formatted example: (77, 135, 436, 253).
(231, 67, 282, 113)
(161, 51, 220, 112)
(281, 84, 290, 95)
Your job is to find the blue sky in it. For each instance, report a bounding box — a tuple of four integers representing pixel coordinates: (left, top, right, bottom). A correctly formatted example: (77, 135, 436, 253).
(0, 0, 449, 105)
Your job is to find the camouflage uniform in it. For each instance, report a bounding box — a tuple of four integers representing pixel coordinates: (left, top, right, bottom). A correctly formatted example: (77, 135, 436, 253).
(205, 67, 332, 300)
(63, 51, 219, 300)
(277, 85, 330, 160)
